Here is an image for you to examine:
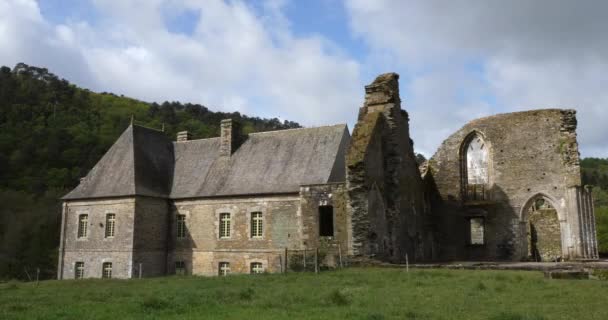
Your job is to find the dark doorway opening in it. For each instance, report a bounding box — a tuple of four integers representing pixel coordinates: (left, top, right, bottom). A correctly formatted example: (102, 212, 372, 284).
(319, 205, 334, 237)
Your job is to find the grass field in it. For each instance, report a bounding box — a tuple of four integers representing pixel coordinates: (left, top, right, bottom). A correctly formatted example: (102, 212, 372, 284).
(1, 268, 607, 320)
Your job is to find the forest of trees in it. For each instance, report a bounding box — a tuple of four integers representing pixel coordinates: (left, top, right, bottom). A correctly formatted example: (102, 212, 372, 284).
(0, 64, 300, 279)
(0, 63, 606, 280)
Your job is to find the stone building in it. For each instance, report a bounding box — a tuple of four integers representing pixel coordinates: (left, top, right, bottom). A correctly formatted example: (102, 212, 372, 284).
(57, 73, 598, 279)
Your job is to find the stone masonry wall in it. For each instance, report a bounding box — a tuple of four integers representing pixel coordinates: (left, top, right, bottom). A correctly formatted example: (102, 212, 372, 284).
(299, 183, 349, 256)
(133, 197, 169, 277)
(428, 109, 595, 261)
(346, 73, 432, 262)
(169, 195, 302, 276)
(60, 198, 136, 279)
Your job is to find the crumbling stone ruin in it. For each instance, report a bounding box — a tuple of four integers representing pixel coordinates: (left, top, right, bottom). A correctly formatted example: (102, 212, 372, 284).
(57, 73, 598, 279)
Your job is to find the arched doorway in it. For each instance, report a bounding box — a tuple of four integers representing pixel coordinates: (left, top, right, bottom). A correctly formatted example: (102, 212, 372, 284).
(523, 196, 562, 261)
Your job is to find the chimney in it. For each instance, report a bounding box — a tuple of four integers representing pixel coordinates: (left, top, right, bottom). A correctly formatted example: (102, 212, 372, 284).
(220, 119, 244, 157)
(176, 131, 192, 142)
(364, 73, 400, 110)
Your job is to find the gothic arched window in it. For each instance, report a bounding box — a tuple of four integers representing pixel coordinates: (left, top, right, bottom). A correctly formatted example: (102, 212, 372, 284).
(466, 134, 489, 185)
(462, 132, 489, 201)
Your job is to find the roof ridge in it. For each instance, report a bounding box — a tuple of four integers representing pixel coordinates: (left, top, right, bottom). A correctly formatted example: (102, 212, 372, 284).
(249, 123, 346, 135)
(172, 137, 220, 143)
(129, 125, 139, 196)
(132, 123, 165, 133)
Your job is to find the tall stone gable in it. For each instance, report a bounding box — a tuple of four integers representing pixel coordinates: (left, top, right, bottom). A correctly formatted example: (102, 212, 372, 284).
(346, 73, 433, 262)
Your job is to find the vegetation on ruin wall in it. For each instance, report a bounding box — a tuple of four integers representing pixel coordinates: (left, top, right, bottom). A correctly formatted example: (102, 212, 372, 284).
(0, 64, 300, 280)
(1, 268, 608, 320)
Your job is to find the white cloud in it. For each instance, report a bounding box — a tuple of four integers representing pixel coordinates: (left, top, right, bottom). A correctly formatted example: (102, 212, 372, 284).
(346, 0, 608, 157)
(0, 0, 361, 127)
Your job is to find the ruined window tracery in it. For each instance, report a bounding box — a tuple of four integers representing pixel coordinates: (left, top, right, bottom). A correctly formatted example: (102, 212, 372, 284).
(466, 134, 489, 185)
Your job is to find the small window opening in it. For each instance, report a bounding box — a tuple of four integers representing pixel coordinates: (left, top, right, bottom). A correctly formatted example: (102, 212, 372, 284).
(250, 262, 264, 274)
(219, 262, 230, 276)
(319, 205, 334, 237)
(219, 213, 231, 238)
(78, 214, 88, 238)
(75, 262, 84, 279)
(102, 262, 112, 279)
(105, 213, 115, 238)
(175, 261, 186, 275)
(251, 212, 263, 238)
(176, 214, 187, 239)
(469, 217, 485, 245)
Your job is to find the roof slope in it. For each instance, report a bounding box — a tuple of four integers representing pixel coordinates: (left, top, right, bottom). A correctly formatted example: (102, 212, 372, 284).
(63, 125, 174, 200)
(64, 123, 349, 200)
(170, 124, 350, 198)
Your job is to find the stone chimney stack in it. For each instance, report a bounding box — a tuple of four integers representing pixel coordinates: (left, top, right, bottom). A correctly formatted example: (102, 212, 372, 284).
(220, 119, 244, 157)
(176, 131, 192, 142)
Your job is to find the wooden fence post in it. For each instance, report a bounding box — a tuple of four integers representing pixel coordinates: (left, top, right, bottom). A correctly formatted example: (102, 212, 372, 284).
(315, 248, 319, 274)
(284, 248, 288, 273)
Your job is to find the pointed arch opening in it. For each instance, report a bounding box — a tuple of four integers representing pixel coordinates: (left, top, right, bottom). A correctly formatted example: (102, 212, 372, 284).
(521, 194, 564, 262)
(460, 131, 490, 201)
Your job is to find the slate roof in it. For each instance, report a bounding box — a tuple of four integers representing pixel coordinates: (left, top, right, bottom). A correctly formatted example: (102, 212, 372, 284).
(63, 125, 174, 200)
(63, 123, 350, 200)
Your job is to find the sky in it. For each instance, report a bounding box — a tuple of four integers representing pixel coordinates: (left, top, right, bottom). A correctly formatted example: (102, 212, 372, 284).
(1, 0, 607, 157)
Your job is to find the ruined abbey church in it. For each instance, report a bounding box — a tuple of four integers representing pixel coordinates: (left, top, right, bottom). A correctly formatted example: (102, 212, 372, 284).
(57, 73, 599, 279)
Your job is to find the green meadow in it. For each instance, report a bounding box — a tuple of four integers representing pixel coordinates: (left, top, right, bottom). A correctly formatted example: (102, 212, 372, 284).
(1, 268, 607, 320)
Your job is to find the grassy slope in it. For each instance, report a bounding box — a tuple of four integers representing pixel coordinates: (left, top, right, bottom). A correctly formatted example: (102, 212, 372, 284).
(1, 268, 607, 320)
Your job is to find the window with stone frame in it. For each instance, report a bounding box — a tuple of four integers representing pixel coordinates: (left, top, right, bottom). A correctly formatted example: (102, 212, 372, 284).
(469, 217, 485, 245)
(77, 214, 88, 238)
(219, 213, 231, 238)
(250, 262, 264, 274)
(176, 214, 187, 239)
(319, 205, 334, 237)
(218, 262, 230, 276)
(175, 261, 186, 275)
(75, 262, 85, 279)
(251, 212, 263, 238)
(102, 262, 112, 279)
(105, 213, 116, 238)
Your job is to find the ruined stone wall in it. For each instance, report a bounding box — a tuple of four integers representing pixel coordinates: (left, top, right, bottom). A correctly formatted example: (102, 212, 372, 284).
(346, 73, 432, 262)
(169, 195, 303, 276)
(429, 109, 596, 260)
(299, 183, 349, 253)
(59, 198, 136, 279)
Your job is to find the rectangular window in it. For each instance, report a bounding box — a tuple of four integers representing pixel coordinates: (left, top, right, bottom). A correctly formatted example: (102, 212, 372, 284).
(218, 262, 230, 276)
(102, 262, 112, 279)
(75, 262, 84, 279)
(251, 212, 263, 238)
(77, 214, 88, 238)
(105, 213, 116, 238)
(176, 214, 186, 239)
(175, 261, 186, 276)
(250, 262, 264, 274)
(470, 217, 485, 245)
(219, 213, 231, 238)
(319, 206, 334, 237)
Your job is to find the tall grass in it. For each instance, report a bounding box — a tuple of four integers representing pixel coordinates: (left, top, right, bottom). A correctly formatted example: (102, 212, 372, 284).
(1, 268, 606, 320)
